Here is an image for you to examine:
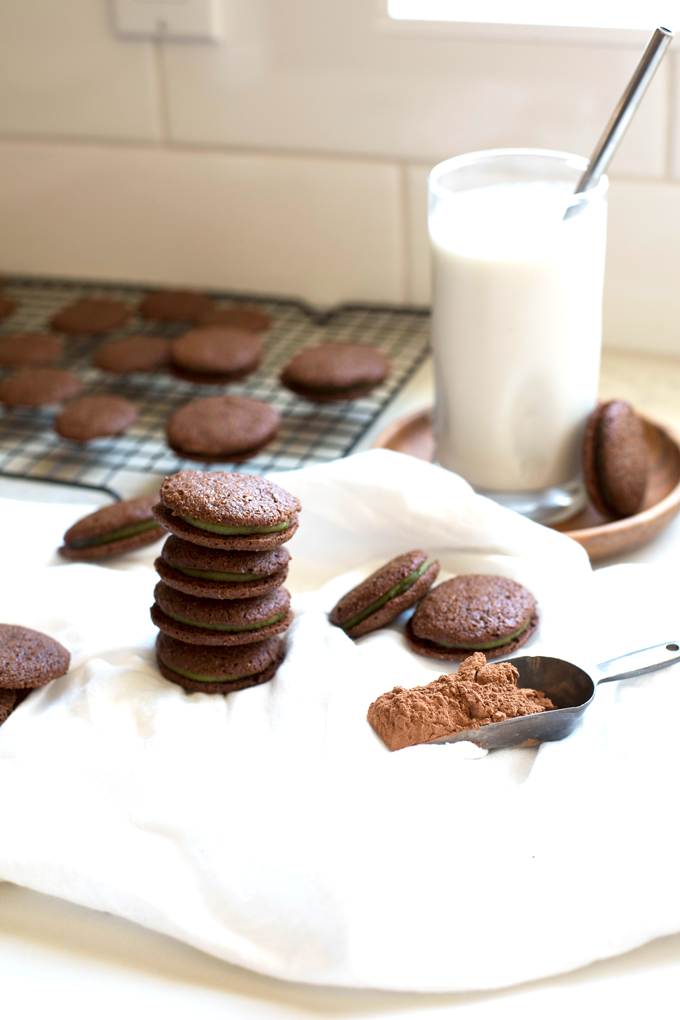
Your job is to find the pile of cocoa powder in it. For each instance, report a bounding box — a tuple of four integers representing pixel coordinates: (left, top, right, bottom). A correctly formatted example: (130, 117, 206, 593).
(367, 651, 555, 751)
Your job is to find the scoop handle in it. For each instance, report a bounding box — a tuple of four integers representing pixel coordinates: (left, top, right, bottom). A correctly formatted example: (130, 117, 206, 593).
(595, 640, 680, 684)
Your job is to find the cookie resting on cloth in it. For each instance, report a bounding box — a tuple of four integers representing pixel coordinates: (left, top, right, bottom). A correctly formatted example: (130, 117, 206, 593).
(138, 289, 214, 322)
(0, 333, 64, 366)
(330, 550, 440, 637)
(95, 335, 170, 374)
(156, 632, 284, 693)
(55, 395, 138, 441)
(50, 299, 131, 334)
(281, 344, 390, 401)
(155, 535, 290, 599)
(0, 624, 70, 690)
(170, 327, 262, 383)
(59, 494, 166, 560)
(582, 399, 648, 519)
(151, 581, 293, 645)
(165, 395, 280, 462)
(0, 367, 83, 407)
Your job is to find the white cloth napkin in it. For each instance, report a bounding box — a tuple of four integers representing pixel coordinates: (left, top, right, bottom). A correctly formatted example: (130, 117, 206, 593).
(1, 449, 679, 992)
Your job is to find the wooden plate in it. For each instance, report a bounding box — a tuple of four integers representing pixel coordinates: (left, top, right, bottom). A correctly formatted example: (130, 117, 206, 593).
(373, 409, 680, 561)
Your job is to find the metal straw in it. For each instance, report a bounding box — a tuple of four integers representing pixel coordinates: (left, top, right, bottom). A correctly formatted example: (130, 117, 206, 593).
(564, 25, 674, 219)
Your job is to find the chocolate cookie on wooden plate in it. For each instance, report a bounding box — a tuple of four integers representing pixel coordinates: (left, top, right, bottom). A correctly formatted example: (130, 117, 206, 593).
(156, 632, 284, 693)
(0, 624, 70, 689)
(198, 305, 272, 333)
(55, 395, 138, 441)
(0, 367, 82, 407)
(138, 289, 214, 322)
(165, 395, 279, 462)
(60, 494, 166, 560)
(151, 582, 293, 646)
(155, 535, 290, 599)
(50, 299, 131, 334)
(0, 333, 64, 366)
(95, 335, 170, 374)
(281, 344, 390, 402)
(583, 399, 648, 519)
(170, 326, 263, 383)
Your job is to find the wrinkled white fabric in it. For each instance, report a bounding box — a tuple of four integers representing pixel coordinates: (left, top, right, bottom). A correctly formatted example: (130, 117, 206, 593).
(0, 450, 679, 992)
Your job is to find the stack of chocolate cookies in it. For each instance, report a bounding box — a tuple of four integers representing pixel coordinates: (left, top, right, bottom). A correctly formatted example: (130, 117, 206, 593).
(150, 469, 301, 695)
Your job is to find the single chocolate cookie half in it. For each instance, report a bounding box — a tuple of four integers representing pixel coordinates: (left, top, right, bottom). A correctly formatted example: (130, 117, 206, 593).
(50, 299, 131, 334)
(55, 395, 138, 441)
(95, 335, 170, 374)
(170, 327, 263, 383)
(281, 344, 390, 402)
(156, 632, 284, 694)
(330, 551, 440, 638)
(155, 535, 290, 599)
(583, 400, 648, 519)
(165, 395, 280, 463)
(406, 575, 538, 661)
(0, 688, 17, 725)
(0, 367, 83, 407)
(138, 289, 214, 322)
(0, 624, 70, 690)
(198, 305, 272, 333)
(60, 494, 166, 560)
(0, 294, 17, 319)
(0, 333, 64, 366)
(151, 581, 293, 646)
(153, 469, 300, 550)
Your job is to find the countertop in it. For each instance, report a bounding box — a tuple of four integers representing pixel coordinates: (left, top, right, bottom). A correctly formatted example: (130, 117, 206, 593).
(2, 348, 680, 1019)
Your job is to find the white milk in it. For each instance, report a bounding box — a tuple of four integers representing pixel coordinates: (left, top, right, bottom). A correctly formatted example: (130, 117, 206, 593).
(430, 181, 607, 491)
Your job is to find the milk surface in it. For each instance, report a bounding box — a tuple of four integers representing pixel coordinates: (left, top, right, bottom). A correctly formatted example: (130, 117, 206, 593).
(430, 181, 607, 491)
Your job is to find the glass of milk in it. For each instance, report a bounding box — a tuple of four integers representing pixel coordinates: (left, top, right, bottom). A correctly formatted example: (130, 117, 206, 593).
(429, 149, 608, 524)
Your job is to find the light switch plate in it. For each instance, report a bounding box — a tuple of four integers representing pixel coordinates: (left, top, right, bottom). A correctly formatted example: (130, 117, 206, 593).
(112, 0, 224, 42)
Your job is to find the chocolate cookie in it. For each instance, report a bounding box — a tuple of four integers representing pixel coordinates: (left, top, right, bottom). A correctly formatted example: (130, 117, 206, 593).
(198, 305, 272, 333)
(165, 395, 280, 463)
(0, 367, 82, 407)
(151, 582, 293, 645)
(60, 494, 166, 560)
(281, 344, 390, 402)
(0, 294, 17, 319)
(583, 400, 648, 519)
(0, 333, 64, 366)
(95, 335, 170, 374)
(156, 632, 284, 693)
(155, 535, 290, 599)
(170, 327, 262, 383)
(0, 688, 16, 725)
(0, 624, 70, 689)
(50, 299, 131, 334)
(153, 469, 300, 551)
(55, 395, 138, 441)
(406, 575, 538, 661)
(330, 551, 440, 638)
(138, 289, 214, 322)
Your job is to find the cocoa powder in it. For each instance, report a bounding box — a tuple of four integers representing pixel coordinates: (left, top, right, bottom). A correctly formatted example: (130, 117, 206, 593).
(367, 651, 555, 751)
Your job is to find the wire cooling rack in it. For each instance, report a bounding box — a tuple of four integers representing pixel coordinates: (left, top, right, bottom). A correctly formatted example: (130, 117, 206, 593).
(0, 275, 429, 498)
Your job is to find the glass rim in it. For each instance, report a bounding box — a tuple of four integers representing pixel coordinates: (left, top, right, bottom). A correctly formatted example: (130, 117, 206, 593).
(428, 148, 609, 204)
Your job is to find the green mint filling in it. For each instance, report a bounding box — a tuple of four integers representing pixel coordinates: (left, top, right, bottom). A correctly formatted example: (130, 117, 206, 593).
(433, 617, 531, 652)
(177, 566, 269, 582)
(159, 656, 254, 683)
(74, 518, 158, 548)
(342, 561, 430, 632)
(180, 515, 290, 536)
(164, 609, 286, 632)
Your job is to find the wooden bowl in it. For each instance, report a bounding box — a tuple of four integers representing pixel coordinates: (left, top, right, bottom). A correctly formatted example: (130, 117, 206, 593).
(372, 409, 680, 561)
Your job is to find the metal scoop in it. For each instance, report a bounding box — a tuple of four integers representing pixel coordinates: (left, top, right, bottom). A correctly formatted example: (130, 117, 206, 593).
(431, 640, 680, 750)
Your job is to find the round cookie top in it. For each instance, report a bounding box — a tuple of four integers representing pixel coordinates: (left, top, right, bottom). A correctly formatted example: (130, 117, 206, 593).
(0, 367, 83, 407)
(0, 294, 17, 319)
(171, 327, 262, 375)
(63, 493, 160, 547)
(410, 575, 536, 649)
(0, 624, 70, 690)
(161, 534, 290, 574)
(55, 395, 138, 441)
(198, 305, 272, 333)
(156, 631, 281, 678)
(583, 400, 647, 519)
(154, 581, 290, 626)
(138, 289, 214, 321)
(95, 335, 170, 374)
(282, 344, 390, 393)
(50, 299, 131, 334)
(0, 333, 64, 366)
(165, 396, 280, 460)
(159, 469, 300, 528)
(330, 550, 433, 625)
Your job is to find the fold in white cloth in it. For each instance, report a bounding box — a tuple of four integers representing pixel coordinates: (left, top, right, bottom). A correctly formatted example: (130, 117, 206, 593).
(1, 450, 679, 992)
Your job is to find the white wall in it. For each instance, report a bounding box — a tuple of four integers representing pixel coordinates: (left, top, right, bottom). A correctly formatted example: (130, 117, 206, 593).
(0, 0, 677, 352)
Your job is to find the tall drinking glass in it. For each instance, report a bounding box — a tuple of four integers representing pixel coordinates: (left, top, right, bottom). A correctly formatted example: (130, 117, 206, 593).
(429, 149, 608, 524)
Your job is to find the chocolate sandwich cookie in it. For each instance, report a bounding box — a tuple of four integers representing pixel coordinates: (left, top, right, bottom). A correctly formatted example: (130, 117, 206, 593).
(0, 294, 17, 319)
(583, 399, 648, 519)
(55, 395, 138, 441)
(170, 327, 262, 383)
(95, 335, 170, 374)
(406, 575, 538, 661)
(0, 688, 16, 725)
(151, 581, 293, 645)
(153, 469, 301, 551)
(165, 395, 280, 462)
(0, 366, 82, 407)
(138, 289, 214, 322)
(0, 333, 64, 366)
(60, 494, 166, 560)
(330, 550, 440, 638)
(156, 632, 284, 693)
(198, 305, 272, 333)
(0, 624, 70, 689)
(281, 344, 390, 402)
(155, 535, 290, 599)
(50, 299, 131, 334)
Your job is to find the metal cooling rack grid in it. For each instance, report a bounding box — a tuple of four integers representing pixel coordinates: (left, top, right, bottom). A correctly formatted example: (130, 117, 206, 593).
(0, 275, 430, 498)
